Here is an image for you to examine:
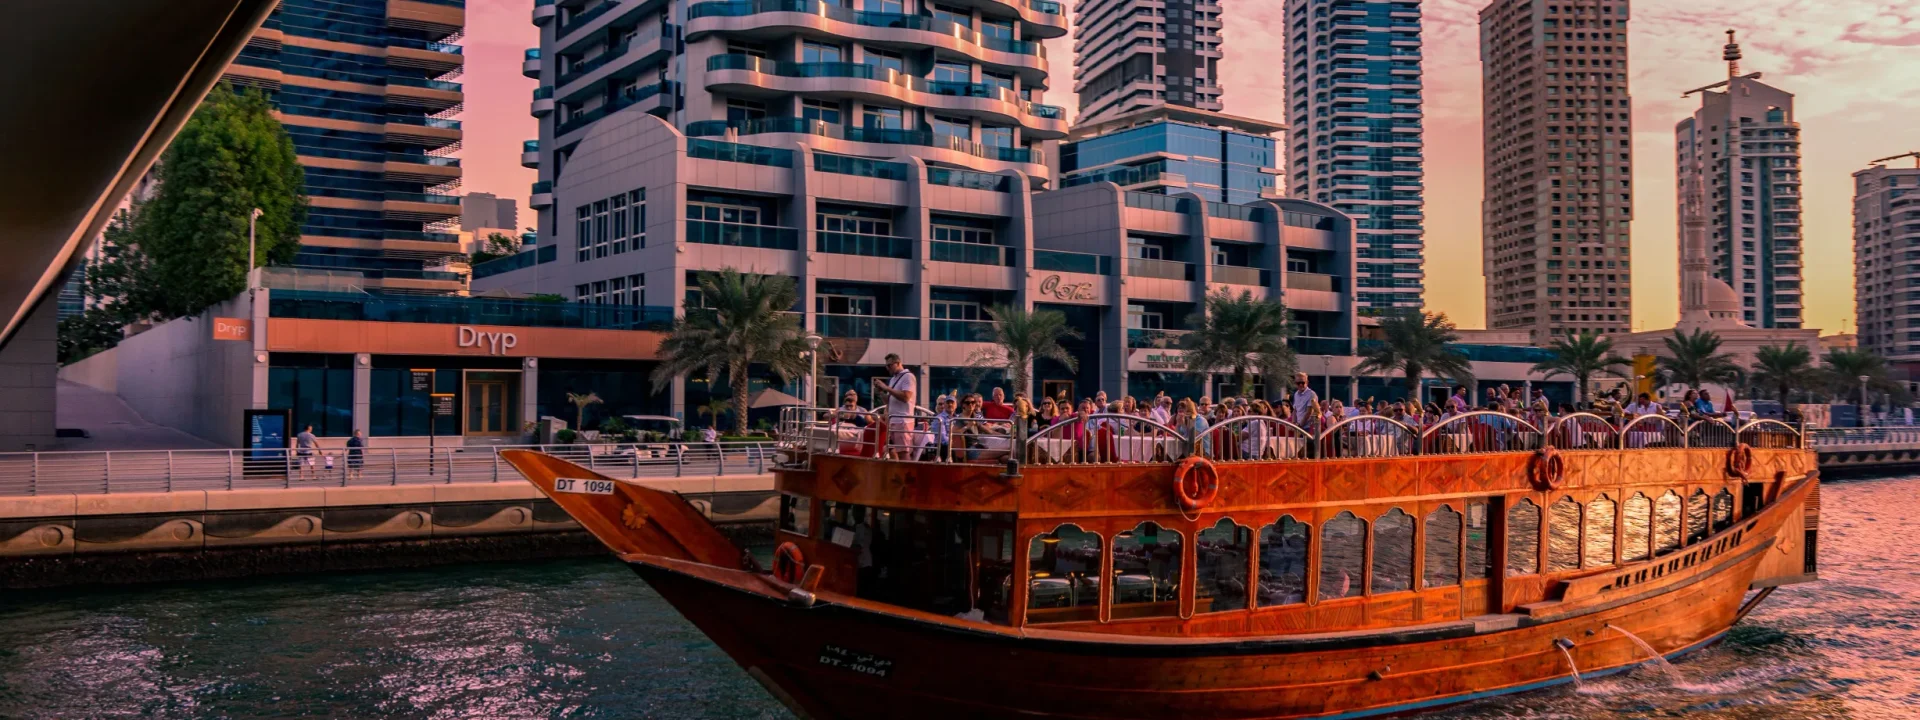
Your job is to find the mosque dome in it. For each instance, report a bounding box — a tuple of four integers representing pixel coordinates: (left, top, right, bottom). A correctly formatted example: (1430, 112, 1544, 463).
(1706, 278, 1741, 319)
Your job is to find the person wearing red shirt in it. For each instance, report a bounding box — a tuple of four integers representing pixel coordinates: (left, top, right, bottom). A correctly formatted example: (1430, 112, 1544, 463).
(982, 386, 1016, 421)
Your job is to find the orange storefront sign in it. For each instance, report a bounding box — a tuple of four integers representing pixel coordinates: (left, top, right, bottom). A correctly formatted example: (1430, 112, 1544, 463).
(212, 317, 252, 342)
(262, 318, 666, 361)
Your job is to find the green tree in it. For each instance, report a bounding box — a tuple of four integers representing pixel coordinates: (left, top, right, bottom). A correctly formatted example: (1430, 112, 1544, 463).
(1822, 348, 1892, 408)
(696, 398, 731, 428)
(1530, 332, 1630, 403)
(650, 269, 809, 435)
(1749, 342, 1816, 402)
(1178, 289, 1297, 399)
(567, 391, 603, 431)
(967, 305, 1081, 399)
(470, 232, 521, 265)
(1656, 328, 1742, 390)
(1354, 310, 1474, 399)
(57, 311, 125, 364)
(136, 82, 306, 319)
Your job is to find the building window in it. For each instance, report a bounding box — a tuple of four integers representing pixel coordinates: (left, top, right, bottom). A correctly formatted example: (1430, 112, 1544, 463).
(1318, 511, 1366, 601)
(802, 98, 841, 126)
(1257, 516, 1309, 606)
(1111, 522, 1182, 617)
(863, 104, 904, 129)
(1027, 524, 1101, 623)
(933, 61, 970, 84)
(628, 188, 647, 249)
(575, 205, 592, 262)
(863, 48, 905, 77)
(592, 200, 610, 258)
(802, 41, 842, 64)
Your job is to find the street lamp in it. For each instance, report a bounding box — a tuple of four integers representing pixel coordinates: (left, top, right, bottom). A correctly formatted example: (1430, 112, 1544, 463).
(805, 333, 823, 408)
(1859, 374, 1871, 424)
(247, 207, 263, 291)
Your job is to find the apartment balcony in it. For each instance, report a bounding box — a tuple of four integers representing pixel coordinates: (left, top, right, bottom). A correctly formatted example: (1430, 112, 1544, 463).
(929, 240, 1015, 266)
(555, 82, 677, 137)
(1285, 271, 1341, 292)
(385, 76, 463, 112)
(818, 313, 918, 340)
(930, 318, 996, 343)
(383, 115, 461, 148)
(1209, 264, 1268, 287)
(523, 48, 541, 78)
(704, 55, 1067, 138)
(530, 180, 553, 209)
(531, 86, 554, 117)
(1288, 336, 1352, 356)
(680, 116, 1046, 174)
(387, 0, 463, 42)
(686, 220, 800, 250)
(817, 231, 913, 259)
(685, 0, 1052, 80)
(521, 140, 539, 168)
(382, 191, 463, 221)
(382, 152, 462, 183)
(1033, 249, 1113, 275)
(387, 40, 463, 76)
(1127, 257, 1194, 281)
(533, 0, 556, 24)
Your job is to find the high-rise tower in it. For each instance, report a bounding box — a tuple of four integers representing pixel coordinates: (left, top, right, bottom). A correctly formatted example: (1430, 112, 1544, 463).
(1854, 153, 1920, 361)
(1073, 0, 1224, 124)
(1676, 30, 1803, 329)
(1479, 0, 1634, 343)
(1285, 0, 1425, 314)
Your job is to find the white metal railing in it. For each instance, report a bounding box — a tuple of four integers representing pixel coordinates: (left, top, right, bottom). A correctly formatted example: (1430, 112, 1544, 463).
(1420, 411, 1544, 455)
(1547, 413, 1620, 450)
(0, 441, 778, 497)
(1319, 415, 1418, 458)
(1028, 413, 1185, 465)
(1805, 426, 1920, 448)
(1197, 416, 1315, 462)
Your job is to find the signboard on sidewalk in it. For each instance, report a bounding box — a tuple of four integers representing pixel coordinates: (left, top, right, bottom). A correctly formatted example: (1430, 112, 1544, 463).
(1127, 348, 1189, 372)
(411, 369, 434, 392)
(430, 393, 457, 417)
(212, 317, 251, 341)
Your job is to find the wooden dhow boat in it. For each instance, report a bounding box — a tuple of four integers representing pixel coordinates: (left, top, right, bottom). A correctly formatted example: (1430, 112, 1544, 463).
(501, 409, 1820, 719)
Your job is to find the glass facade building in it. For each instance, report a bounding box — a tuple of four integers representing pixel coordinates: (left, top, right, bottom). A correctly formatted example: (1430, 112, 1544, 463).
(224, 0, 467, 294)
(1072, 0, 1224, 123)
(1285, 0, 1425, 314)
(1059, 119, 1278, 205)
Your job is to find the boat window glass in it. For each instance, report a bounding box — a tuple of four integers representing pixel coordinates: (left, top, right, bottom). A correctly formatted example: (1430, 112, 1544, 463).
(820, 500, 868, 548)
(1423, 505, 1462, 588)
(1654, 491, 1683, 556)
(1686, 490, 1711, 545)
(1195, 518, 1251, 613)
(1506, 499, 1541, 576)
(1027, 524, 1101, 623)
(1318, 511, 1366, 601)
(1622, 493, 1652, 562)
(1111, 522, 1183, 618)
(1547, 497, 1582, 572)
(1583, 495, 1616, 568)
(1372, 509, 1415, 594)
(778, 493, 811, 536)
(1256, 516, 1309, 607)
(1711, 490, 1734, 532)
(1464, 500, 1492, 580)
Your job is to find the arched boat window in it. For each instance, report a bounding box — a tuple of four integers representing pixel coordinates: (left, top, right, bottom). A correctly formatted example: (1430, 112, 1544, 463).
(1026, 524, 1101, 623)
(1465, 501, 1492, 580)
(1507, 499, 1541, 576)
(1622, 493, 1652, 562)
(1547, 497, 1582, 573)
(1654, 491, 1683, 556)
(1372, 509, 1415, 594)
(1256, 517, 1310, 607)
(1423, 505, 1463, 589)
(1584, 495, 1616, 568)
(1319, 512, 1367, 601)
(1712, 490, 1735, 532)
(1195, 519, 1251, 613)
(1686, 489, 1711, 545)
(1112, 522, 1182, 618)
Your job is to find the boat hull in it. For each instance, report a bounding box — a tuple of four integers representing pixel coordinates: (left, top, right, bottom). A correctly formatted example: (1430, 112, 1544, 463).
(629, 534, 1767, 720)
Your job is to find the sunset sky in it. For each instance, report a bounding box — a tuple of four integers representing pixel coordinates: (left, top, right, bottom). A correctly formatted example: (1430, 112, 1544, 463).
(456, 0, 1920, 333)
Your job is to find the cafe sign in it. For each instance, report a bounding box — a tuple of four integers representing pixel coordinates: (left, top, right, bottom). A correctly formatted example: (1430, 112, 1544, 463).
(1037, 274, 1097, 302)
(1128, 348, 1188, 372)
(456, 325, 519, 355)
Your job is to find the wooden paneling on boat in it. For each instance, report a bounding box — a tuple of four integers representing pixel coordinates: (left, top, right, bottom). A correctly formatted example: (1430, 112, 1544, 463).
(498, 417, 1819, 719)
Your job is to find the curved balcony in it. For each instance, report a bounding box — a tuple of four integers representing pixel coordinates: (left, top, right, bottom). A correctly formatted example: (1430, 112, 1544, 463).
(943, 0, 1068, 38)
(554, 24, 674, 99)
(522, 48, 541, 78)
(521, 140, 540, 168)
(533, 0, 556, 24)
(530, 180, 553, 209)
(554, 81, 679, 138)
(531, 85, 554, 117)
(704, 55, 1066, 138)
(685, 0, 1048, 83)
(684, 117, 1046, 178)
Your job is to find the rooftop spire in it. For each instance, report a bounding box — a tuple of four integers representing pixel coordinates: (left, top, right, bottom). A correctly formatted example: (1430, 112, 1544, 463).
(1723, 29, 1742, 79)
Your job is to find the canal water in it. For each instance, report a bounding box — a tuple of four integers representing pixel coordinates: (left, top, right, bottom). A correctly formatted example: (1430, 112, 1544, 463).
(3, 476, 1916, 719)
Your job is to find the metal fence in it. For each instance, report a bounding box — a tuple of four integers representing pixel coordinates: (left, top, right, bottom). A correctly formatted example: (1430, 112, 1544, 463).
(1805, 426, 1920, 447)
(0, 441, 778, 497)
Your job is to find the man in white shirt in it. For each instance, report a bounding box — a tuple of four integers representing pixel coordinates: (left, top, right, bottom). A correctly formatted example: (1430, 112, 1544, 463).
(1624, 392, 1662, 417)
(1290, 372, 1318, 425)
(1148, 396, 1173, 426)
(872, 353, 917, 458)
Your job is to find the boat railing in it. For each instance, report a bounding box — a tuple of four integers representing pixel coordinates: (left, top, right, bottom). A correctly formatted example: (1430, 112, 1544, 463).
(1419, 411, 1544, 455)
(898, 411, 1018, 464)
(1026, 414, 1187, 465)
(1545, 413, 1620, 450)
(775, 405, 887, 467)
(1196, 416, 1315, 462)
(1685, 418, 1738, 448)
(1619, 413, 1686, 449)
(1318, 415, 1417, 458)
(1737, 419, 1803, 449)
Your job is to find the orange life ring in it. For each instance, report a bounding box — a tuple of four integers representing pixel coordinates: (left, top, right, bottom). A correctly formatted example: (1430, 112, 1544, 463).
(1727, 443, 1756, 479)
(1530, 447, 1565, 491)
(1174, 456, 1220, 512)
(773, 542, 806, 584)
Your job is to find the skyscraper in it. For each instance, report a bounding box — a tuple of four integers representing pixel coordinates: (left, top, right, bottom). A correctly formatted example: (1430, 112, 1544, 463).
(1479, 0, 1633, 343)
(1675, 31, 1803, 329)
(1285, 0, 1425, 314)
(1852, 154, 1920, 361)
(221, 0, 467, 294)
(1073, 0, 1224, 124)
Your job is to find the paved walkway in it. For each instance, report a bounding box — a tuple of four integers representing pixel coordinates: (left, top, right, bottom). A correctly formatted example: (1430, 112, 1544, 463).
(53, 380, 221, 451)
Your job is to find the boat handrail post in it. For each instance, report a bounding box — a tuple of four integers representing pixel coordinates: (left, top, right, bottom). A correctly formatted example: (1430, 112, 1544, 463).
(1004, 415, 1025, 478)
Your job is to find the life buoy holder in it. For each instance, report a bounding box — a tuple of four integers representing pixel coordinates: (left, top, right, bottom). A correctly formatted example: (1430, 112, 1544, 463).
(773, 542, 805, 584)
(1727, 443, 1756, 479)
(1530, 446, 1566, 491)
(1174, 456, 1220, 512)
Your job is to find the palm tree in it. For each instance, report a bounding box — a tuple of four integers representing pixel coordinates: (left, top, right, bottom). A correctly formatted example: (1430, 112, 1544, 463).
(1530, 332, 1630, 403)
(1822, 348, 1890, 409)
(650, 269, 809, 435)
(967, 305, 1080, 398)
(696, 398, 731, 429)
(1657, 328, 1742, 391)
(567, 392, 603, 431)
(1749, 342, 1815, 402)
(1353, 310, 1474, 400)
(1179, 289, 1297, 399)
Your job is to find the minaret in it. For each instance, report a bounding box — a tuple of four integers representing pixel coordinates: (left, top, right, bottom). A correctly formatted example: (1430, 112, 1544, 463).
(1677, 166, 1712, 325)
